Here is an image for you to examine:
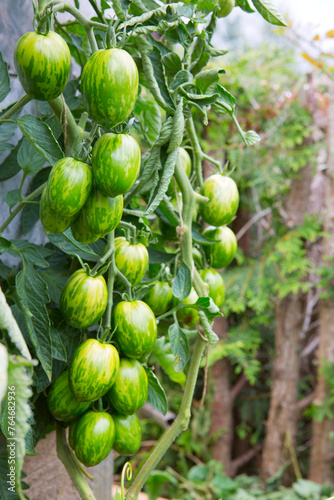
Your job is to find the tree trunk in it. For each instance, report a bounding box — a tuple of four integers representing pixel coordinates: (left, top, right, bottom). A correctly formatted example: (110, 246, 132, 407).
(308, 81, 334, 485)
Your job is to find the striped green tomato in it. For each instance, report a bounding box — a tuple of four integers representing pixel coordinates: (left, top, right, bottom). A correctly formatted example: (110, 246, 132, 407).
(113, 300, 157, 359)
(47, 158, 93, 217)
(199, 268, 225, 308)
(81, 48, 139, 128)
(69, 339, 119, 402)
(202, 226, 237, 268)
(115, 237, 148, 286)
(14, 31, 71, 101)
(106, 358, 148, 415)
(200, 174, 239, 227)
(60, 269, 107, 329)
(167, 147, 192, 196)
(92, 133, 141, 198)
(112, 413, 142, 456)
(71, 209, 100, 245)
(177, 288, 199, 328)
(47, 370, 91, 422)
(40, 186, 73, 233)
(217, 0, 235, 17)
(74, 411, 115, 467)
(144, 281, 173, 316)
(82, 186, 123, 237)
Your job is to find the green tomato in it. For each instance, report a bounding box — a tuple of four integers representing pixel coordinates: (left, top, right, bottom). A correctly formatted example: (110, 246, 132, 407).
(82, 186, 123, 237)
(113, 300, 157, 359)
(192, 247, 204, 268)
(114, 237, 149, 285)
(81, 48, 139, 128)
(107, 358, 148, 415)
(47, 370, 91, 422)
(14, 31, 71, 101)
(74, 411, 115, 467)
(144, 281, 173, 316)
(92, 133, 141, 198)
(202, 226, 237, 268)
(47, 157, 93, 217)
(69, 338, 120, 402)
(200, 174, 239, 227)
(71, 209, 100, 245)
(199, 268, 225, 308)
(60, 269, 108, 329)
(40, 187, 73, 233)
(112, 413, 142, 456)
(167, 147, 192, 196)
(177, 288, 199, 328)
(217, 0, 235, 17)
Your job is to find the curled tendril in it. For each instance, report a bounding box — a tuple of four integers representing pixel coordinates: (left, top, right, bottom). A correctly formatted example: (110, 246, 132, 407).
(121, 462, 132, 500)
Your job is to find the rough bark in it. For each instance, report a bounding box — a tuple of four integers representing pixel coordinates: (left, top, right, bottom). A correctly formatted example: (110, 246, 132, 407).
(308, 81, 334, 485)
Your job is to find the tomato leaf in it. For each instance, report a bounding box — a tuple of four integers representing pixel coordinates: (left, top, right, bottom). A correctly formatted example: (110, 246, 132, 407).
(5, 190, 21, 210)
(198, 311, 219, 344)
(167, 99, 184, 153)
(0, 52, 10, 103)
(252, 0, 287, 26)
(147, 247, 176, 264)
(50, 327, 67, 362)
(194, 296, 222, 322)
(216, 84, 236, 111)
(235, 0, 255, 13)
(46, 229, 100, 261)
(0, 138, 23, 181)
(172, 263, 192, 301)
(146, 369, 168, 415)
(171, 70, 193, 91)
(162, 52, 182, 77)
(14, 115, 64, 165)
(195, 68, 226, 94)
(168, 322, 190, 372)
(17, 138, 46, 175)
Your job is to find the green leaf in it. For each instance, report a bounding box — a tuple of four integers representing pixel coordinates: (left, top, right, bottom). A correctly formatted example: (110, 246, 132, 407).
(146, 369, 168, 415)
(0, 344, 8, 405)
(40, 266, 68, 305)
(191, 226, 220, 245)
(0, 238, 52, 269)
(171, 70, 193, 91)
(194, 297, 222, 322)
(14, 115, 63, 165)
(147, 48, 175, 110)
(195, 68, 226, 94)
(17, 138, 46, 175)
(5, 190, 21, 210)
(235, 0, 255, 13)
(51, 326, 67, 361)
(47, 228, 100, 261)
(113, 491, 122, 500)
(152, 337, 186, 386)
(162, 52, 182, 77)
(155, 117, 174, 147)
(189, 37, 210, 75)
(0, 122, 16, 142)
(0, 287, 32, 361)
(252, 0, 287, 26)
(1, 355, 34, 499)
(16, 262, 52, 379)
(172, 263, 192, 300)
(0, 142, 15, 153)
(0, 52, 10, 103)
(21, 167, 50, 235)
(0, 139, 23, 181)
(216, 84, 236, 111)
(168, 322, 190, 372)
(167, 99, 184, 153)
(197, 311, 219, 344)
(147, 247, 176, 264)
(111, 0, 127, 20)
(180, 88, 219, 106)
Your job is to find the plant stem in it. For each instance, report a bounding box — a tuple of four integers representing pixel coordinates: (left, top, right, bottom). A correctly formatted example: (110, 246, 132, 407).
(48, 96, 84, 157)
(56, 423, 97, 500)
(88, 0, 105, 23)
(103, 231, 116, 331)
(118, 220, 137, 239)
(186, 117, 204, 188)
(126, 335, 206, 500)
(0, 95, 32, 124)
(0, 183, 46, 234)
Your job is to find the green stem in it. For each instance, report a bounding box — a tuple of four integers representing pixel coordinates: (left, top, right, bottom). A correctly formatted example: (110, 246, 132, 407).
(0, 183, 46, 234)
(56, 422, 97, 500)
(186, 117, 204, 188)
(88, 0, 105, 23)
(116, 270, 132, 299)
(156, 305, 181, 322)
(48, 96, 84, 157)
(103, 231, 116, 331)
(118, 220, 137, 239)
(126, 335, 206, 500)
(0, 95, 32, 124)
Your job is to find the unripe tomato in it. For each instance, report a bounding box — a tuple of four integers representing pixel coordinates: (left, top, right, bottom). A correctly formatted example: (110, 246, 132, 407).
(200, 174, 239, 227)
(192, 247, 203, 268)
(177, 288, 199, 328)
(167, 147, 192, 196)
(144, 281, 173, 316)
(81, 48, 139, 128)
(47, 370, 91, 422)
(217, 0, 235, 17)
(199, 269, 225, 308)
(14, 31, 71, 101)
(40, 187, 73, 233)
(60, 269, 108, 329)
(114, 237, 148, 285)
(82, 187, 123, 237)
(112, 413, 142, 455)
(203, 226, 237, 268)
(47, 158, 93, 217)
(107, 358, 148, 415)
(92, 133, 141, 198)
(74, 411, 115, 467)
(71, 209, 100, 245)
(70, 339, 119, 402)
(113, 300, 157, 359)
